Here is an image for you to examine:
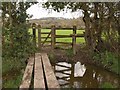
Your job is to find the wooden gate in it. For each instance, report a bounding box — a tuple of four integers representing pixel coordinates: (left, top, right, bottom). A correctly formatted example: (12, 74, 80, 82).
(32, 24, 84, 54)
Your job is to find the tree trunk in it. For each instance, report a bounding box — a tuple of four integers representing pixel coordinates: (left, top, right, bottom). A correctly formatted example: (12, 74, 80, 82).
(83, 10, 92, 50)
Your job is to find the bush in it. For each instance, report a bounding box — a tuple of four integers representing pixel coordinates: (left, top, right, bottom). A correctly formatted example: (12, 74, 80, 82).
(2, 24, 36, 88)
(2, 24, 36, 79)
(2, 24, 36, 64)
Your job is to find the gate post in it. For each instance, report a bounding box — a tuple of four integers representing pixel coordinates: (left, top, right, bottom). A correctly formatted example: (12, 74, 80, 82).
(51, 25, 56, 49)
(72, 26, 77, 55)
(38, 24, 41, 50)
(32, 23, 36, 48)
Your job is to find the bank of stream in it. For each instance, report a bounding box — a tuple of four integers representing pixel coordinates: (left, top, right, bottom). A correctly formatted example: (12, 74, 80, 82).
(46, 46, 119, 88)
(51, 61, 119, 88)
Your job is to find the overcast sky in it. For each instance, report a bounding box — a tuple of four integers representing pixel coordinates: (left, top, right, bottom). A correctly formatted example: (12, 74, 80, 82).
(27, 3, 83, 19)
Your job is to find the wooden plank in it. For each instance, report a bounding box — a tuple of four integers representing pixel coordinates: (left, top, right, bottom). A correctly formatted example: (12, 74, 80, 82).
(19, 57, 34, 89)
(41, 28, 73, 30)
(41, 28, 84, 30)
(41, 32, 51, 34)
(42, 31, 51, 46)
(70, 34, 84, 37)
(75, 34, 84, 37)
(34, 53, 45, 88)
(41, 53, 60, 88)
(72, 26, 77, 55)
(55, 34, 84, 38)
(42, 27, 73, 30)
(41, 37, 51, 39)
(56, 28, 73, 30)
(51, 26, 56, 49)
(55, 35, 72, 38)
(38, 25, 41, 50)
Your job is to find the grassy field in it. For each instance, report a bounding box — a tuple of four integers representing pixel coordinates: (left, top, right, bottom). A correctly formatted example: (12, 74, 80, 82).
(29, 29, 85, 43)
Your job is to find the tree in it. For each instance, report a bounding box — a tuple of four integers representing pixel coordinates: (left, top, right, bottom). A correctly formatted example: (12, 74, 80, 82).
(43, 2, 120, 53)
(2, 1, 37, 62)
(43, 2, 120, 76)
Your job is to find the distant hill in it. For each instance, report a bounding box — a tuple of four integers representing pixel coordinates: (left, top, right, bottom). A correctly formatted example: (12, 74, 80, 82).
(29, 17, 85, 29)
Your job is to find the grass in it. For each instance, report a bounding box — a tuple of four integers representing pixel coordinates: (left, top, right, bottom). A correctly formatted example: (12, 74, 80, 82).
(29, 29, 85, 43)
(2, 58, 25, 74)
(2, 58, 25, 88)
(100, 82, 115, 88)
(101, 51, 119, 74)
(3, 74, 23, 88)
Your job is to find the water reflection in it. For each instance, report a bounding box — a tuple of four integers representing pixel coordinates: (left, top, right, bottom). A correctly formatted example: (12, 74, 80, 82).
(52, 61, 119, 88)
(74, 62, 86, 77)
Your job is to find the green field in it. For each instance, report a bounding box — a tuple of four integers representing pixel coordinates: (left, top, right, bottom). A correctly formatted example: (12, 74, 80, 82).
(29, 29, 85, 44)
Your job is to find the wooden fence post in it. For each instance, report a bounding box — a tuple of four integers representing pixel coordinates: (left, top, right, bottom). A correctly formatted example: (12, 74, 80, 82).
(72, 26, 77, 55)
(32, 23, 36, 47)
(38, 25, 41, 50)
(51, 25, 56, 49)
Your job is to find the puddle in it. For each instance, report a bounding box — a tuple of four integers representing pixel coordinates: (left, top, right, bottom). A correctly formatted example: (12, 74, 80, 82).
(52, 61, 119, 88)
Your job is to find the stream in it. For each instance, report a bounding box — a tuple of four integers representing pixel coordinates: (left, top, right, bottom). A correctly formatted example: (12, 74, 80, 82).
(52, 61, 119, 88)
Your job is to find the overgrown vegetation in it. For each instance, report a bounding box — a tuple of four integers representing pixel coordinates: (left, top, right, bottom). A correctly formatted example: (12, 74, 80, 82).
(2, 24, 36, 88)
(93, 51, 119, 74)
(2, 2, 37, 88)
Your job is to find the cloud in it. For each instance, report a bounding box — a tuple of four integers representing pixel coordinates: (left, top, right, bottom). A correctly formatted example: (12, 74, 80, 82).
(27, 3, 83, 19)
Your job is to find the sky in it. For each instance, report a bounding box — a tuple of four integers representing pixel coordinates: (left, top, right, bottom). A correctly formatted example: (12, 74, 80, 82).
(26, 3, 83, 19)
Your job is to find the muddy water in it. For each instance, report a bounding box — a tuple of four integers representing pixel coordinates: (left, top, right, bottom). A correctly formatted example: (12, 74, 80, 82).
(52, 62, 119, 88)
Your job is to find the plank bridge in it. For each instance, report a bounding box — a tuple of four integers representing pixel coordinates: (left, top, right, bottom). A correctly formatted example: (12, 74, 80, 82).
(19, 53, 60, 89)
